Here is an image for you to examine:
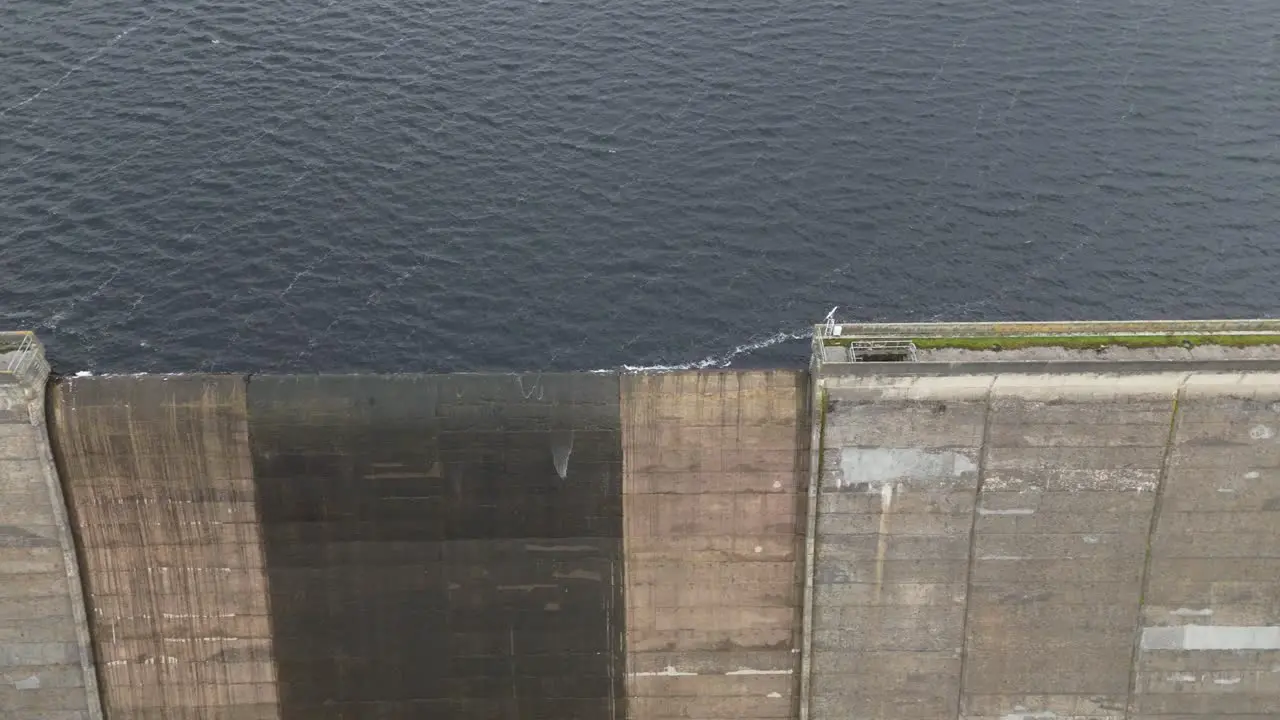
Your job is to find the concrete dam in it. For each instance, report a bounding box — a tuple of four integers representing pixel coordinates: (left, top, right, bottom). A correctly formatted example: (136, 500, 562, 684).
(3, 320, 1280, 720)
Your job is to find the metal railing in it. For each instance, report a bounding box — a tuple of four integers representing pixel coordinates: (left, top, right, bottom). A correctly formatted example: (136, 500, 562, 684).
(845, 338, 919, 362)
(3, 333, 38, 374)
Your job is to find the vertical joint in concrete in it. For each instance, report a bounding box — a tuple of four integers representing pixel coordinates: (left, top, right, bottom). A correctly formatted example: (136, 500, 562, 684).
(797, 371, 825, 720)
(1123, 374, 1187, 720)
(955, 377, 996, 717)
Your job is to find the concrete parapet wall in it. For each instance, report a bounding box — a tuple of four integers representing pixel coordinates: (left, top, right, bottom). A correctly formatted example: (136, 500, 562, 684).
(0, 336, 101, 720)
(50, 376, 278, 720)
(621, 372, 806, 720)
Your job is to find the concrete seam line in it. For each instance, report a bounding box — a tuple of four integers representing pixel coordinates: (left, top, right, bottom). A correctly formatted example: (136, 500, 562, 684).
(954, 374, 997, 719)
(797, 367, 825, 720)
(37, 375, 105, 720)
(610, 371, 622, 720)
(1123, 372, 1188, 720)
(238, 372, 284, 718)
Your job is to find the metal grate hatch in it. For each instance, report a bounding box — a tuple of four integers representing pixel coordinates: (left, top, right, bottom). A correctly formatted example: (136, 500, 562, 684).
(846, 338, 918, 362)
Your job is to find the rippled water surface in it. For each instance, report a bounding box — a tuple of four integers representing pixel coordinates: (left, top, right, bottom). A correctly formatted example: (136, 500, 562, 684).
(2, 0, 1278, 372)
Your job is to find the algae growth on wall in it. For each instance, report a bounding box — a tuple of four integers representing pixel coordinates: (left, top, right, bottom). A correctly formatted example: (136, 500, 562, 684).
(246, 374, 626, 720)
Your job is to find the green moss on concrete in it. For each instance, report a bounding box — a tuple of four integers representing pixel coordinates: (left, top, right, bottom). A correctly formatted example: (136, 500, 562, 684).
(823, 334, 1280, 351)
(912, 334, 1280, 351)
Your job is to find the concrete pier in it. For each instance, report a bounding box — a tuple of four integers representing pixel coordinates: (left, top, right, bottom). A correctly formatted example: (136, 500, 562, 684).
(0, 333, 101, 720)
(2, 320, 1279, 720)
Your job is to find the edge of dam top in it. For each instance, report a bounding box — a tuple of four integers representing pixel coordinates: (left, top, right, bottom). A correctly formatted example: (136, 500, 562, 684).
(815, 317, 1280, 374)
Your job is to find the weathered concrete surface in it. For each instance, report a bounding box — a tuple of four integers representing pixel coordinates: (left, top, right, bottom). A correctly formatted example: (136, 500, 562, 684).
(813, 375, 987, 720)
(0, 334, 101, 720)
(621, 372, 806, 720)
(1134, 373, 1280, 720)
(813, 366, 1280, 720)
(963, 374, 1170, 720)
(247, 375, 624, 720)
(51, 376, 279, 720)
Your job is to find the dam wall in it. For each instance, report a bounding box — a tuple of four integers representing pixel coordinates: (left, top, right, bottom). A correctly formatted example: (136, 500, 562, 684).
(2, 321, 1280, 720)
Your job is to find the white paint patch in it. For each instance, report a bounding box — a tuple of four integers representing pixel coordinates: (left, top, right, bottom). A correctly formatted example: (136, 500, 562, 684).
(754, 546, 763, 553)
(631, 666, 697, 677)
(553, 569, 602, 582)
(1217, 488, 1237, 493)
(767, 692, 783, 698)
(1170, 608, 1214, 617)
(1174, 674, 1198, 683)
(162, 612, 236, 619)
(724, 668, 793, 675)
(1142, 625, 1280, 650)
(1082, 536, 1099, 544)
(1251, 425, 1275, 440)
(977, 507, 1036, 516)
(1245, 471, 1261, 480)
(1214, 677, 1242, 685)
(772, 480, 782, 490)
(839, 448, 975, 489)
(14, 675, 40, 690)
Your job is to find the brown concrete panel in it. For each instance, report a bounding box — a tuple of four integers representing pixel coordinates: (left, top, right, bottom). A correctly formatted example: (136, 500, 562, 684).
(621, 371, 806, 720)
(50, 375, 279, 720)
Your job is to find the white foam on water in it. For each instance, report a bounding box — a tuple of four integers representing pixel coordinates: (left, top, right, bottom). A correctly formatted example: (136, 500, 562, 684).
(592, 327, 811, 373)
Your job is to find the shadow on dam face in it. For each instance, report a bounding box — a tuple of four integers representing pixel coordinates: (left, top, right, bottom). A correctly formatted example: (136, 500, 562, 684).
(246, 374, 625, 720)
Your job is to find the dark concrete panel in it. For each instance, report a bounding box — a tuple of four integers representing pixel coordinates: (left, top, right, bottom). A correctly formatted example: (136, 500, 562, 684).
(247, 374, 624, 720)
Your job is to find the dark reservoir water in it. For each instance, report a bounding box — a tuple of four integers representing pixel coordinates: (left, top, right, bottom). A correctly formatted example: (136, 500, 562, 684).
(2, 0, 1278, 373)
